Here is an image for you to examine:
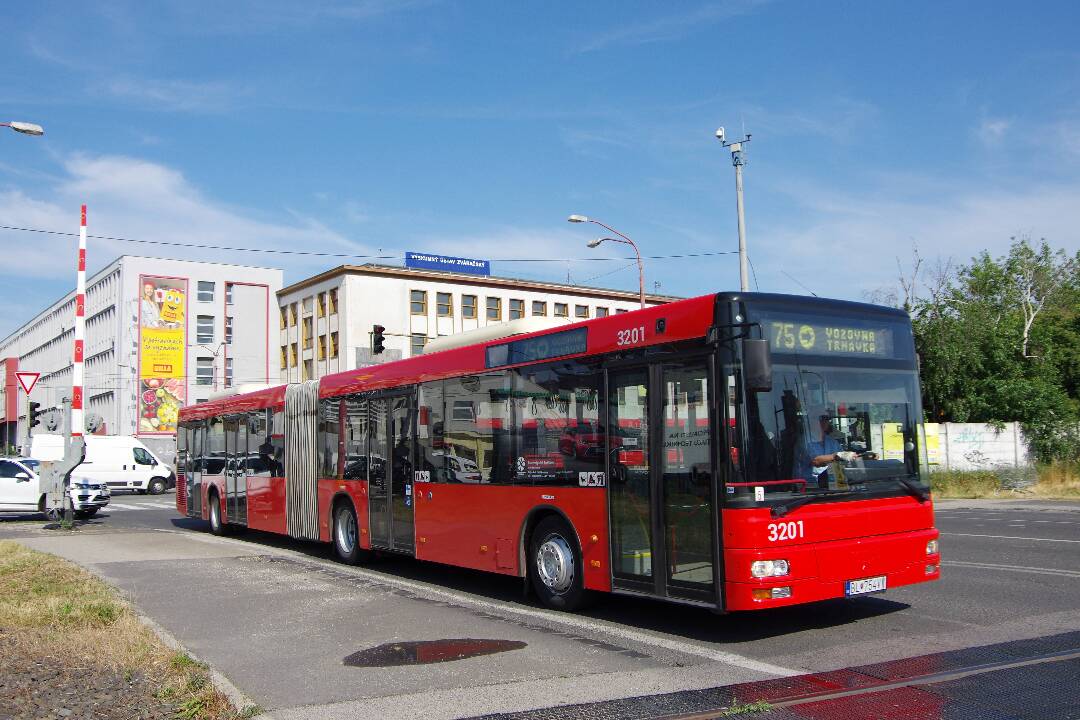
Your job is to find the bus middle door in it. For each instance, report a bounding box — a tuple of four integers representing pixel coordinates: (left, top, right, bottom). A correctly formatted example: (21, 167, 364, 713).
(368, 392, 416, 555)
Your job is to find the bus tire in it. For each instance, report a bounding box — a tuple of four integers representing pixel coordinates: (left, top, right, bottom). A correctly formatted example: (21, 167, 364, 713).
(208, 491, 226, 536)
(529, 515, 591, 611)
(333, 501, 368, 565)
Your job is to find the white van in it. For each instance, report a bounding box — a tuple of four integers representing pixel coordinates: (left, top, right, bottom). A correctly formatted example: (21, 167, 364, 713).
(30, 435, 174, 495)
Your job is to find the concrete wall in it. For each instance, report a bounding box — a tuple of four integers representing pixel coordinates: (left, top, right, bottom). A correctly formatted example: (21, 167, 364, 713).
(930, 422, 1031, 470)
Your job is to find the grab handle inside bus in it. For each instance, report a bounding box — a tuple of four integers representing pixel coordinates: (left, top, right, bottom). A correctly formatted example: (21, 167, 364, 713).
(742, 338, 773, 392)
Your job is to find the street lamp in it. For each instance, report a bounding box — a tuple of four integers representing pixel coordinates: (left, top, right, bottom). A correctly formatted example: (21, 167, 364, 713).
(1, 121, 45, 136)
(568, 215, 645, 309)
(194, 342, 227, 391)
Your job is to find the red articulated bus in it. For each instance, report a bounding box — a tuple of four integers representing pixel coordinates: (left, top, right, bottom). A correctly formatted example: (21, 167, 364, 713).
(175, 292, 939, 612)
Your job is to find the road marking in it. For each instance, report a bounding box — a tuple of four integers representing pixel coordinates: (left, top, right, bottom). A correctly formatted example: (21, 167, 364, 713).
(148, 502, 176, 508)
(942, 532, 1080, 544)
(105, 503, 142, 510)
(151, 528, 797, 677)
(943, 560, 1080, 578)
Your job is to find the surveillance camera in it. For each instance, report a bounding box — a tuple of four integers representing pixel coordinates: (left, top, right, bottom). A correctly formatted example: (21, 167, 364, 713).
(715, 127, 725, 142)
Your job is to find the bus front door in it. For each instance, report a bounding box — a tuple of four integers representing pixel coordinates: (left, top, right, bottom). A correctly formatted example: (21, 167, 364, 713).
(368, 392, 416, 554)
(608, 359, 717, 603)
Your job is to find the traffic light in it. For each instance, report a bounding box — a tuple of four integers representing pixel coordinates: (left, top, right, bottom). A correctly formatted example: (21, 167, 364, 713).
(28, 401, 41, 428)
(372, 325, 386, 355)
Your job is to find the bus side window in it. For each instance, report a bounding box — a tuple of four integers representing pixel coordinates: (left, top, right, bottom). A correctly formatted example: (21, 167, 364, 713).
(417, 382, 448, 482)
(319, 399, 341, 479)
(270, 409, 285, 477)
(343, 395, 367, 481)
(442, 373, 507, 484)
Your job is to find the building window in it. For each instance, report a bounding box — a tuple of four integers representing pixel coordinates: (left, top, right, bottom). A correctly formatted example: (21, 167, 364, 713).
(196, 358, 213, 386)
(302, 317, 313, 349)
(329, 288, 338, 315)
(462, 295, 478, 319)
(225, 316, 233, 344)
(197, 281, 215, 303)
(303, 359, 313, 381)
(616, 308, 628, 314)
(532, 301, 547, 316)
(318, 335, 326, 361)
(317, 292, 326, 318)
(575, 305, 589, 319)
(596, 307, 609, 317)
(280, 346, 288, 370)
(290, 343, 298, 367)
(411, 290, 427, 315)
(224, 358, 234, 388)
(279, 306, 287, 330)
(225, 283, 233, 305)
(330, 331, 339, 358)
(289, 303, 297, 326)
(486, 297, 502, 321)
(554, 303, 568, 318)
(302, 296, 313, 314)
(509, 299, 524, 320)
(437, 292, 453, 317)
(196, 315, 214, 344)
(411, 333, 427, 356)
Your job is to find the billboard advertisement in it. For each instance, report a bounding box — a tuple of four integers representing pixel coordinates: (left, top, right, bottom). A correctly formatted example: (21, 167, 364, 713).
(138, 275, 187, 435)
(405, 252, 490, 276)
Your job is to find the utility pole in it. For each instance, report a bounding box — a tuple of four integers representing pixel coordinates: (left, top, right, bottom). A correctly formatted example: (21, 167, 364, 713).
(716, 127, 752, 292)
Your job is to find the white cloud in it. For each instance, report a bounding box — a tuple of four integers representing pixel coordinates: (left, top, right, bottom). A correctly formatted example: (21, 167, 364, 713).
(0, 154, 381, 288)
(976, 117, 1012, 146)
(103, 77, 243, 113)
(575, 1, 768, 54)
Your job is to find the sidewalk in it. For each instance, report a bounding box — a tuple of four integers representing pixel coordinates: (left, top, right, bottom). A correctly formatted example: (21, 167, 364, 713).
(8, 527, 778, 720)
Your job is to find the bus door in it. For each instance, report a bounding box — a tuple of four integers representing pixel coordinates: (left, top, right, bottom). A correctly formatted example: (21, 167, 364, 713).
(187, 423, 203, 518)
(224, 416, 248, 525)
(368, 391, 416, 554)
(608, 358, 717, 603)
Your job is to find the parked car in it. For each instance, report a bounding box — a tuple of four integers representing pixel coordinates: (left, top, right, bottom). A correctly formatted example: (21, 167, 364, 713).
(0, 457, 110, 519)
(31, 435, 174, 495)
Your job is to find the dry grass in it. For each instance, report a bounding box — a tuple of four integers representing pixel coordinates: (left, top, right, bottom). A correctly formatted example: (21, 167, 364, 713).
(0, 540, 256, 719)
(930, 461, 1080, 499)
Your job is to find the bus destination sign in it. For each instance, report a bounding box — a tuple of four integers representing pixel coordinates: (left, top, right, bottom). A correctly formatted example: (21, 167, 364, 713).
(486, 327, 588, 368)
(764, 318, 893, 357)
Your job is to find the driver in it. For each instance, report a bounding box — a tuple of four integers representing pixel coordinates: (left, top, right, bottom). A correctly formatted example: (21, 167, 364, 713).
(797, 409, 856, 488)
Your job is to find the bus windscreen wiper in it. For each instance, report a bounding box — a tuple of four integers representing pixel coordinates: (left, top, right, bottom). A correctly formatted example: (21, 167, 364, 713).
(898, 476, 931, 502)
(771, 490, 853, 518)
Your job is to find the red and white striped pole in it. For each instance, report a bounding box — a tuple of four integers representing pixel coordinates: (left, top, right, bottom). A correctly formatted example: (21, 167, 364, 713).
(72, 204, 86, 438)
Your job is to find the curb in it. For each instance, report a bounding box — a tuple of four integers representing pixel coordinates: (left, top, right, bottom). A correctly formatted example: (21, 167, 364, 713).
(135, 611, 272, 719)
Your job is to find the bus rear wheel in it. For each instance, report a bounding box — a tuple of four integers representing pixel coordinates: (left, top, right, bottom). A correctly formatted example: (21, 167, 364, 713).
(529, 516, 591, 611)
(333, 501, 369, 565)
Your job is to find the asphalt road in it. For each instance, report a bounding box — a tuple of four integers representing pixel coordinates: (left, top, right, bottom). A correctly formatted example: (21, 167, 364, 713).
(2, 495, 1078, 719)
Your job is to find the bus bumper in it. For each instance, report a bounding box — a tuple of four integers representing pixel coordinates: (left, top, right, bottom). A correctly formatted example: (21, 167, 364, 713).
(723, 528, 940, 611)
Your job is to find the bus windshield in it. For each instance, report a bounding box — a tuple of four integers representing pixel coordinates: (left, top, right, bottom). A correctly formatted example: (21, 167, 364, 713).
(736, 362, 927, 503)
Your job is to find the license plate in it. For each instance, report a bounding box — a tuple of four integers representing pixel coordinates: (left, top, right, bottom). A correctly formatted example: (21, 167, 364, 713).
(846, 575, 887, 596)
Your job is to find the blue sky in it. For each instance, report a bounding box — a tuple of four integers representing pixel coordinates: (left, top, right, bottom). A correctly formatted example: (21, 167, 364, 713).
(2, 0, 1079, 339)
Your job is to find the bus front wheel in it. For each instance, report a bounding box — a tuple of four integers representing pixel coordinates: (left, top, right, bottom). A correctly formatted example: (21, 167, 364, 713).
(529, 515, 591, 611)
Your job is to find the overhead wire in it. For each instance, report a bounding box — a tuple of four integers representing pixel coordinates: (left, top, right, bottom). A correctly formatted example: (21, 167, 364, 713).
(0, 223, 742, 264)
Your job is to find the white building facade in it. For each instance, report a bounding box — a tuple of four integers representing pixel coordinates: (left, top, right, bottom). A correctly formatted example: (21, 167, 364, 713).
(0, 255, 282, 459)
(277, 264, 674, 383)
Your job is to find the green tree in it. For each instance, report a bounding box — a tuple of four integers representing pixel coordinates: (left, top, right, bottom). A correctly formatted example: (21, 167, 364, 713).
(905, 238, 1079, 462)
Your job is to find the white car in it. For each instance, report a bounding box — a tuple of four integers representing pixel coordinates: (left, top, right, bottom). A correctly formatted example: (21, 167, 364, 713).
(0, 457, 110, 519)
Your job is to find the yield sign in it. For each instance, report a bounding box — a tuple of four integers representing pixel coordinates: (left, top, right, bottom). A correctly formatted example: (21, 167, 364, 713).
(15, 372, 40, 394)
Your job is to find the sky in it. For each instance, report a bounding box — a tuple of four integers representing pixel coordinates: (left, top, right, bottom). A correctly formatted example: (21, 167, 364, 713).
(2, 0, 1079, 339)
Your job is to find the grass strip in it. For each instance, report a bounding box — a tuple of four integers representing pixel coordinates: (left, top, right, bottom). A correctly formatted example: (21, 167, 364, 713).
(930, 461, 1080, 499)
(0, 539, 258, 719)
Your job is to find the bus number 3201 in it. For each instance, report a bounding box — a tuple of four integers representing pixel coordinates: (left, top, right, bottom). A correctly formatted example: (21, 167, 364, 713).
(767, 521, 804, 542)
(617, 326, 646, 346)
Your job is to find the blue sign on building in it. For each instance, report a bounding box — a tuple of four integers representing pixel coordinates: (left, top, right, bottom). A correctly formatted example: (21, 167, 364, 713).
(405, 252, 491, 276)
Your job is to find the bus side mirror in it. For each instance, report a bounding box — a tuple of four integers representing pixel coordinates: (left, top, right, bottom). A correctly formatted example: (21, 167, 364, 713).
(742, 338, 773, 392)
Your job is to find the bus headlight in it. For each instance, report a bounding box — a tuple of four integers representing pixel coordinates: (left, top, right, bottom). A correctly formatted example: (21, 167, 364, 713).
(751, 559, 790, 578)
(926, 539, 939, 555)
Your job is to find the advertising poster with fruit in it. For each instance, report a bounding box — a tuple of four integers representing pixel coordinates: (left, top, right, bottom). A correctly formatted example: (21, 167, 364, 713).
(138, 275, 187, 435)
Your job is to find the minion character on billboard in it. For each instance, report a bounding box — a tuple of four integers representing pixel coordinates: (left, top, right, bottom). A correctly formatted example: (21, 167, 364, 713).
(158, 287, 186, 327)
